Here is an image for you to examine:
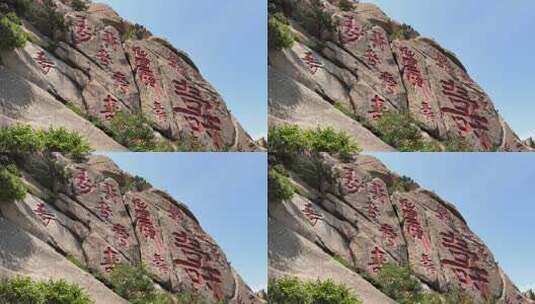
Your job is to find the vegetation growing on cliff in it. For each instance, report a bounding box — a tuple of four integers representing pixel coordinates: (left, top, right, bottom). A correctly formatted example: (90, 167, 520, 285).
(268, 277, 362, 304)
(268, 15, 295, 50)
(0, 12, 27, 50)
(0, 164, 26, 202)
(268, 165, 295, 202)
(0, 277, 94, 304)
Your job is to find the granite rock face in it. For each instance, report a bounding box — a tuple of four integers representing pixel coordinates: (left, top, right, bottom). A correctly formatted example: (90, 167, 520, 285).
(269, 152, 533, 304)
(0, 153, 262, 304)
(268, 0, 531, 151)
(0, 0, 257, 151)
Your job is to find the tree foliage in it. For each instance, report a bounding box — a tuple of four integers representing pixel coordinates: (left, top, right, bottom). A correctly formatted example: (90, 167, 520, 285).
(268, 277, 362, 304)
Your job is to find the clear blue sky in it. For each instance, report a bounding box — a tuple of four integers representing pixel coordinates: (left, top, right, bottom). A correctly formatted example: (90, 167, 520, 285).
(366, 0, 535, 139)
(97, 0, 267, 139)
(101, 152, 267, 291)
(369, 152, 535, 291)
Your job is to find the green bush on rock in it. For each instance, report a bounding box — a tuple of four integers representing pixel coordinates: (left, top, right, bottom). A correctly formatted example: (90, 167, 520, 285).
(268, 15, 295, 50)
(0, 12, 27, 50)
(268, 166, 295, 202)
(0, 276, 94, 304)
(0, 166, 27, 202)
(268, 277, 362, 304)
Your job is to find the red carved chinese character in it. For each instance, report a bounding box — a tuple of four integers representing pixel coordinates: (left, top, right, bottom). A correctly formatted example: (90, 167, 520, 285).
(370, 30, 387, 51)
(112, 71, 130, 94)
(132, 47, 156, 88)
(369, 95, 385, 120)
(440, 79, 490, 149)
(96, 48, 112, 66)
(152, 100, 167, 121)
(133, 199, 157, 240)
(168, 204, 183, 224)
(368, 181, 387, 203)
(74, 15, 92, 44)
(96, 201, 113, 220)
(302, 51, 323, 75)
(367, 201, 379, 219)
(368, 246, 386, 273)
(152, 253, 169, 273)
(341, 15, 364, 44)
(112, 224, 130, 247)
(421, 253, 436, 273)
(399, 46, 424, 88)
(102, 182, 119, 204)
(400, 199, 424, 240)
(102, 29, 119, 51)
(33, 203, 56, 226)
(420, 101, 435, 119)
(379, 71, 397, 94)
(101, 246, 119, 272)
(433, 51, 452, 72)
(302, 203, 323, 226)
(342, 166, 363, 194)
(366, 47, 380, 66)
(34, 51, 55, 75)
(435, 205, 452, 223)
(168, 54, 187, 76)
(75, 169, 94, 194)
(379, 224, 397, 246)
(100, 94, 119, 120)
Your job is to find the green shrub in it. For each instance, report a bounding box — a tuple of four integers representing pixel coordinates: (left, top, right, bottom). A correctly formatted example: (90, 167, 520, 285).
(0, 12, 27, 50)
(389, 23, 420, 41)
(0, 166, 27, 202)
(0, 276, 94, 304)
(108, 112, 174, 152)
(268, 166, 295, 202)
(176, 290, 211, 304)
(1, 0, 31, 17)
(268, 277, 361, 304)
(527, 289, 535, 300)
(376, 264, 421, 303)
(375, 112, 439, 152)
(70, 0, 88, 11)
(338, 0, 354, 11)
(0, 125, 92, 160)
(297, 0, 334, 38)
(269, 125, 360, 159)
(443, 136, 476, 152)
(390, 175, 417, 193)
(268, 15, 295, 50)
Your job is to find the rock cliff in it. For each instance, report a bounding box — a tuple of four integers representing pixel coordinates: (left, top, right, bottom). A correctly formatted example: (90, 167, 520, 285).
(268, 152, 533, 303)
(268, 0, 531, 152)
(0, 0, 257, 151)
(0, 152, 262, 304)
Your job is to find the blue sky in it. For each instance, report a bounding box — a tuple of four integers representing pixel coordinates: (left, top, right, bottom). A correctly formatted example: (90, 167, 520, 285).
(101, 152, 267, 291)
(97, 0, 267, 139)
(366, 0, 535, 139)
(369, 153, 535, 291)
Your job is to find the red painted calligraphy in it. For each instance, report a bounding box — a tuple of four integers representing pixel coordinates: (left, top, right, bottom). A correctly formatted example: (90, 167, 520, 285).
(399, 46, 424, 88)
(168, 204, 183, 224)
(74, 15, 92, 44)
(172, 79, 223, 148)
(97, 201, 113, 220)
(341, 15, 364, 44)
(34, 51, 55, 75)
(133, 199, 157, 240)
(434, 204, 452, 223)
(168, 55, 187, 76)
(379, 71, 397, 94)
(33, 203, 56, 226)
(380, 224, 397, 246)
(302, 51, 323, 75)
(440, 79, 490, 149)
(341, 166, 363, 194)
(132, 47, 156, 88)
(96, 48, 112, 66)
(370, 30, 387, 51)
(152, 253, 169, 273)
(399, 199, 425, 243)
(368, 95, 385, 120)
(421, 253, 436, 274)
(367, 201, 379, 219)
(102, 182, 119, 204)
(440, 230, 490, 297)
(433, 51, 452, 73)
(366, 47, 380, 66)
(152, 100, 167, 121)
(368, 246, 387, 273)
(368, 181, 387, 203)
(173, 231, 223, 300)
(112, 71, 130, 94)
(112, 224, 130, 247)
(302, 203, 323, 226)
(100, 94, 119, 120)
(420, 100, 435, 119)
(101, 246, 119, 272)
(75, 169, 94, 194)
(102, 29, 119, 51)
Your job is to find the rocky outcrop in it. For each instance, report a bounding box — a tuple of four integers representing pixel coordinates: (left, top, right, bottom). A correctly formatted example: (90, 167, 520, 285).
(0, 152, 261, 304)
(0, 0, 257, 151)
(268, 0, 531, 151)
(268, 152, 534, 303)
